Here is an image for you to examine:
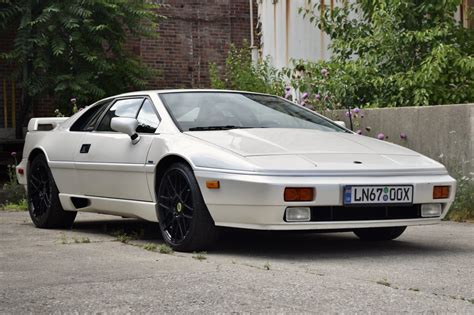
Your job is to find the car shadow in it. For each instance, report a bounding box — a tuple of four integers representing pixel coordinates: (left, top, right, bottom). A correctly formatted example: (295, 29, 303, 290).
(69, 216, 462, 261)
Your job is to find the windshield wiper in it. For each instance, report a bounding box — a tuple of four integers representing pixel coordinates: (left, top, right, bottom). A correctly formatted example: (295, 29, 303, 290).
(188, 125, 247, 131)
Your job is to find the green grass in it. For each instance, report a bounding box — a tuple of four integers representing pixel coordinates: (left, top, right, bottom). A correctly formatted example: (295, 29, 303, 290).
(158, 244, 173, 254)
(143, 243, 157, 252)
(445, 175, 474, 221)
(192, 251, 207, 261)
(263, 262, 271, 270)
(1, 199, 27, 211)
(408, 288, 420, 292)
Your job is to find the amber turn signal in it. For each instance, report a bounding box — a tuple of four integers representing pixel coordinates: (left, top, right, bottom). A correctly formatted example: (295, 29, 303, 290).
(433, 186, 450, 199)
(284, 187, 314, 202)
(206, 180, 220, 189)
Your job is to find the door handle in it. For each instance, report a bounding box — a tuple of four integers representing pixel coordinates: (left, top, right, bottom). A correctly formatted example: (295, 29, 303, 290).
(80, 144, 91, 153)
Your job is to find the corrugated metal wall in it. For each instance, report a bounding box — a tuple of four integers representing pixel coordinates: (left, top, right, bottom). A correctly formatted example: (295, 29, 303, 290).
(258, 0, 336, 68)
(258, 0, 469, 68)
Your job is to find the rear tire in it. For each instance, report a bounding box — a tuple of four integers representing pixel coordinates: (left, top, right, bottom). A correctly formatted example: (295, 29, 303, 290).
(353, 226, 406, 241)
(27, 154, 76, 228)
(156, 162, 217, 252)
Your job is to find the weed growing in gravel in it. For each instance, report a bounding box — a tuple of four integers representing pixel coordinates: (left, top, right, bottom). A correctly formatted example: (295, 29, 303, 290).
(408, 288, 420, 292)
(143, 243, 157, 252)
(110, 229, 145, 243)
(1, 199, 27, 211)
(111, 230, 133, 243)
(158, 244, 173, 254)
(192, 251, 207, 261)
(263, 262, 271, 270)
(72, 237, 90, 244)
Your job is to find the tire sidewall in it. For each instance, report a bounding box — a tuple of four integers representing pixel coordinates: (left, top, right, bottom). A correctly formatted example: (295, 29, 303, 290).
(157, 163, 212, 250)
(27, 155, 56, 227)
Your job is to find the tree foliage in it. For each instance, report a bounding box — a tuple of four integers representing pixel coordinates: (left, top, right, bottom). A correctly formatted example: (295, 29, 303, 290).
(209, 43, 285, 96)
(297, 0, 474, 107)
(0, 0, 163, 121)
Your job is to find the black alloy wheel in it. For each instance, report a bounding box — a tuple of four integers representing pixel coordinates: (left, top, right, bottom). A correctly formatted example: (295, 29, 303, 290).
(157, 162, 217, 251)
(27, 154, 76, 228)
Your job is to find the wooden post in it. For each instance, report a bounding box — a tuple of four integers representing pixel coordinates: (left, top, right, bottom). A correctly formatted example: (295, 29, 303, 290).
(11, 80, 16, 129)
(2, 79, 7, 128)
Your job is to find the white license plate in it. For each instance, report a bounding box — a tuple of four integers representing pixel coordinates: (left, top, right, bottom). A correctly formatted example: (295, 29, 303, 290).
(343, 185, 413, 205)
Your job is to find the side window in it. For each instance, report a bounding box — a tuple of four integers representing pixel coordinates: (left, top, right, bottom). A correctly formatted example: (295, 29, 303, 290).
(136, 99, 160, 133)
(96, 98, 144, 132)
(70, 100, 112, 131)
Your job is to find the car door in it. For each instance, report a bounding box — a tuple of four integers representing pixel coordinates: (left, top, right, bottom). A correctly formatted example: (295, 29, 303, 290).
(74, 97, 160, 201)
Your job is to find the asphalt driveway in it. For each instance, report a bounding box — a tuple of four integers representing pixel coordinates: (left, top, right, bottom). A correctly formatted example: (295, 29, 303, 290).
(1, 211, 473, 313)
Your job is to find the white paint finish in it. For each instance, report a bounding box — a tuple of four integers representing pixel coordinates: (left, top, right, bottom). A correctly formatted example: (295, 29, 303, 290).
(59, 194, 158, 222)
(74, 132, 154, 201)
(194, 170, 455, 208)
(18, 90, 457, 231)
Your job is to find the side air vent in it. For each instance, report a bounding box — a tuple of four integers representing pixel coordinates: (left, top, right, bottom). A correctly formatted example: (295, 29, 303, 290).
(70, 197, 91, 209)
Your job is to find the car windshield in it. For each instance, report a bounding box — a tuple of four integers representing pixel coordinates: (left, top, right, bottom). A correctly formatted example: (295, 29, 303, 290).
(159, 92, 346, 133)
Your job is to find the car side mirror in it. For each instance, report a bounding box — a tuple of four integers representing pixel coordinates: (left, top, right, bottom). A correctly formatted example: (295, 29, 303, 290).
(111, 117, 141, 144)
(335, 121, 346, 128)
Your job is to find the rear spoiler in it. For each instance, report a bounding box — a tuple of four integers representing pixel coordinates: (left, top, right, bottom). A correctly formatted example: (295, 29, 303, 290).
(27, 117, 69, 131)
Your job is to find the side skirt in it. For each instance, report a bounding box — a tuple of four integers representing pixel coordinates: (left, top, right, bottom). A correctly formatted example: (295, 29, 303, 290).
(58, 193, 158, 222)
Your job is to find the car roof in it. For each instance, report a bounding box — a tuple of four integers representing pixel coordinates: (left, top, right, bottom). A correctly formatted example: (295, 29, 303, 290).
(114, 89, 276, 98)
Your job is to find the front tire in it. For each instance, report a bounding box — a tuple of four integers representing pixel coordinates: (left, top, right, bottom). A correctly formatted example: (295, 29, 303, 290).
(156, 162, 217, 252)
(353, 226, 407, 241)
(27, 154, 76, 228)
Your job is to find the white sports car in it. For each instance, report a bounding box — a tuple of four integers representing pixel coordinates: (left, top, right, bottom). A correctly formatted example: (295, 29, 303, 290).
(16, 90, 456, 251)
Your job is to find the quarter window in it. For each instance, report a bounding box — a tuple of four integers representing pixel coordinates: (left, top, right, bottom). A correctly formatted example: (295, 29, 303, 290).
(97, 98, 144, 132)
(136, 99, 160, 133)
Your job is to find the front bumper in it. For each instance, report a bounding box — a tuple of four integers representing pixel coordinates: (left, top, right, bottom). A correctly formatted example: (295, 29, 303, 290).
(194, 169, 456, 230)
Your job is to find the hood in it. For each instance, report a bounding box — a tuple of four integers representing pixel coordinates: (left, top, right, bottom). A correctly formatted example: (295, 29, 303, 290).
(185, 128, 446, 175)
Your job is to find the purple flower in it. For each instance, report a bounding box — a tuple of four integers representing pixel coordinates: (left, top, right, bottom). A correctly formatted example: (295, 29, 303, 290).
(285, 85, 291, 92)
(302, 92, 309, 99)
(360, 113, 365, 118)
(377, 133, 385, 140)
(321, 68, 328, 76)
(345, 111, 352, 117)
(11, 152, 16, 157)
(285, 91, 291, 99)
(356, 129, 362, 135)
(70, 98, 77, 104)
(353, 107, 360, 113)
(315, 93, 321, 101)
(400, 132, 407, 140)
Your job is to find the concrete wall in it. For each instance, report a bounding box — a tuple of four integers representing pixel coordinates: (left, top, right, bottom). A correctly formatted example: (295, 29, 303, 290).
(326, 104, 474, 178)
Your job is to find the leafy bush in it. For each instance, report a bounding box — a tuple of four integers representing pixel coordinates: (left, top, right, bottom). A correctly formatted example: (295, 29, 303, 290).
(445, 173, 474, 221)
(209, 43, 285, 96)
(1, 163, 26, 207)
(298, 0, 474, 107)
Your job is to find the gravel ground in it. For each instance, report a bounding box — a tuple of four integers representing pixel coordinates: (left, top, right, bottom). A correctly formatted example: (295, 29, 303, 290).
(1, 211, 473, 313)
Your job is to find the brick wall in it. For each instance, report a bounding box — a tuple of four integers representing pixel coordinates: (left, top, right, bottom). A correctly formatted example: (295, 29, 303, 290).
(141, 0, 256, 89)
(0, 0, 257, 126)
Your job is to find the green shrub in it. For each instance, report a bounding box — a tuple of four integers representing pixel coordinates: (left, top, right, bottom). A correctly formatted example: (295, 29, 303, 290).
(446, 174, 474, 221)
(1, 163, 26, 207)
(298, 0, 474, 108)
(209, 43, 285, 96)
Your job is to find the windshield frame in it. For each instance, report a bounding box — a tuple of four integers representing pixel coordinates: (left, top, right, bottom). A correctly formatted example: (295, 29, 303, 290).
(158, 91, 351, 133)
